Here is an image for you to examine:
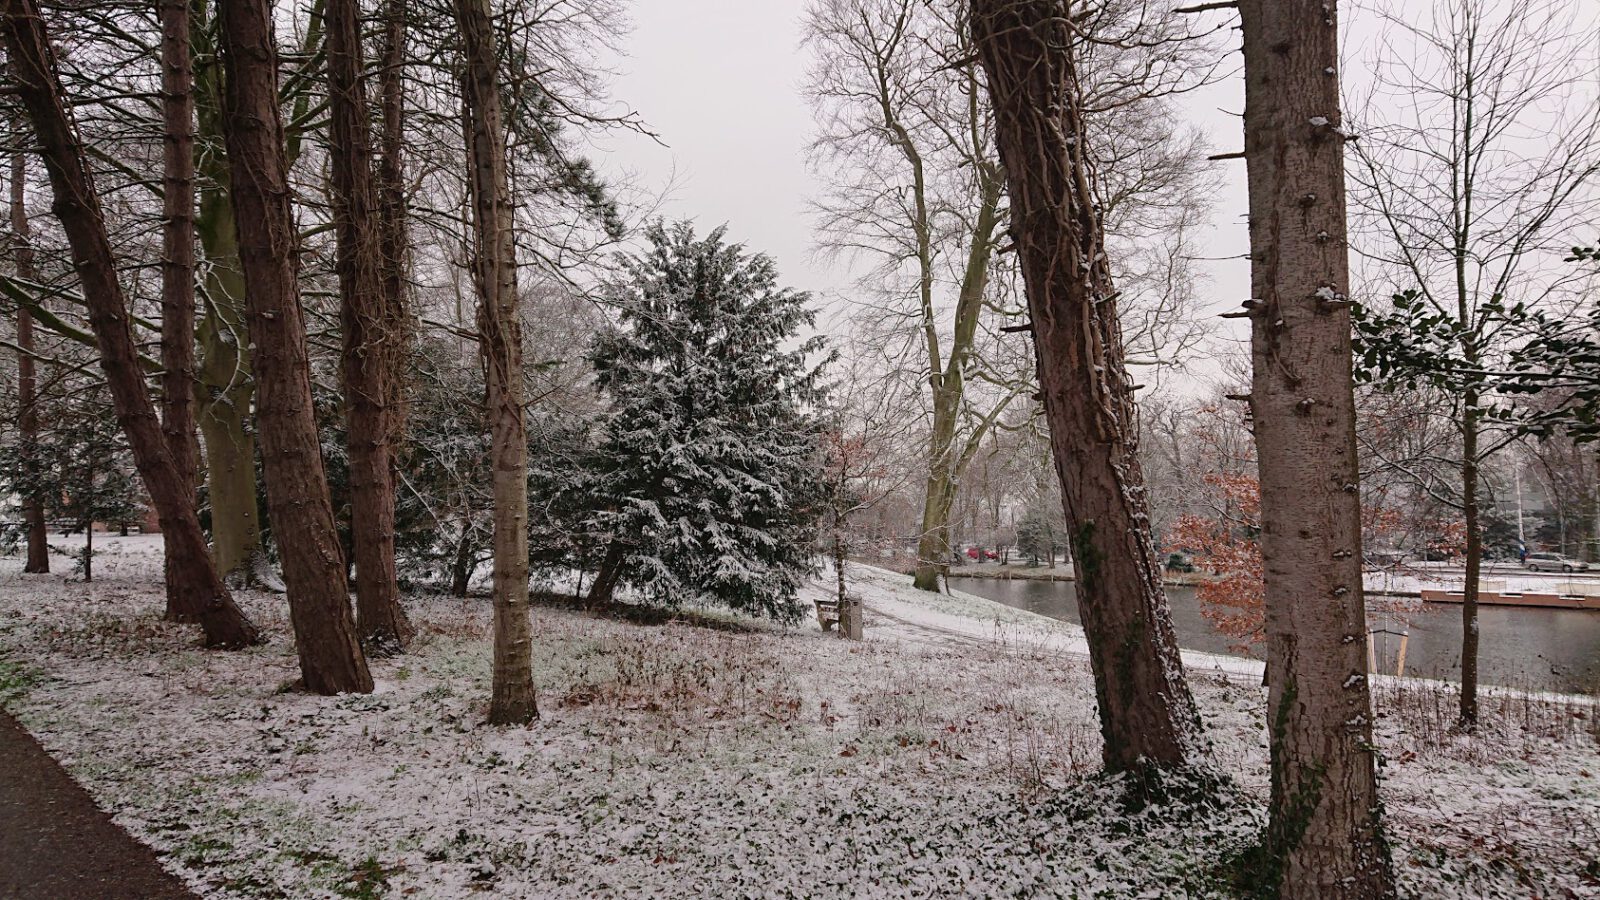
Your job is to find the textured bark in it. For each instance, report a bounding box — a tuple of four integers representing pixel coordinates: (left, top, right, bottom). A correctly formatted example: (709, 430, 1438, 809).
(2, 0, 258, 648)
(457, 0, 537, 725)
(9, 127, 47, 575)
(215, 0, 371, 693)
(159, 0, 202, 619)
(1238, 1, 1396, 895)
(970, 0, 1206, 780)
(191, 2, 262, 578)
(327, 0, 412, 654)
(375, 0, 410, 348)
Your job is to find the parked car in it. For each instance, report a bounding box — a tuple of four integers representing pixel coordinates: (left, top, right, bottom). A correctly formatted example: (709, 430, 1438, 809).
(1524, 552, 1590, 573)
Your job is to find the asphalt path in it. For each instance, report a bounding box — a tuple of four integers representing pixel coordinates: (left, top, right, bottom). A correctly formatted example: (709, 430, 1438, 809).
(0, 710, 194, 899)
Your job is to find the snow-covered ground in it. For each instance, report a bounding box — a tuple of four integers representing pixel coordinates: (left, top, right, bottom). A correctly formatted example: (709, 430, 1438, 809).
(1, 535, 1597, 898)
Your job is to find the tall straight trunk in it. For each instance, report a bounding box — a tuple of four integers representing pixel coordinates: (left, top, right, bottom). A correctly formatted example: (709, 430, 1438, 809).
(970, 1, 1207, 785)
(9, 126, 47, 574)
(1459, 403, 1480, 725)
(192, 1, 261, 578)
(327, 0, 412, 654)
(215, 0, 371, 693)
(1238, 1, 1396, 895)
(456, 0, 537, 725)
(375, 0, 412, 456)
(1, 0, 258, 648)
(159, 0, 203, 619)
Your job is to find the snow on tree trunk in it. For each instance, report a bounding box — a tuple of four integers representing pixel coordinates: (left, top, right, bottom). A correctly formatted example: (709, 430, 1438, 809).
(215, 0, 371, 690)
(1238, 0, 1396, 894)
(456, 0, 538, 725)
(327, 0, 413, 655)
(969, 0, 1208, 785)
(1, 0, 259, 649)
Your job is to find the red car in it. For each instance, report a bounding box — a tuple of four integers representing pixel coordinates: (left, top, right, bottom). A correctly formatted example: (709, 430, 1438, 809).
(965, 547, 998, 561)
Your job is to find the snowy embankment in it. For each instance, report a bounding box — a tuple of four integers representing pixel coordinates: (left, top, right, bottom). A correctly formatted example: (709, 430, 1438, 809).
(810, 562, 1264, 682)
(1, 536, 1597, 898)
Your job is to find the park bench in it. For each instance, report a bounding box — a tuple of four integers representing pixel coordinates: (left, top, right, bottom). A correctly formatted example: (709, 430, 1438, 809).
(814, 598, 840, 631)
(814, 595, 864, 639)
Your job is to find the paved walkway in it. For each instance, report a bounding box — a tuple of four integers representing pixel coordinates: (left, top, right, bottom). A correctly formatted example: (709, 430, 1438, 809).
(0, 711, 195, 899)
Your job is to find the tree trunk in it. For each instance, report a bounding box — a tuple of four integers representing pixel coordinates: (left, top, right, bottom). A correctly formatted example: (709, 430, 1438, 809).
(159, 0, 203, 620)
(327, 0, 412, 655)
(970, 1, 1208, 787)
(912, 463, 953, 590)
(911, 175, 1004, 594)
(457, 0, 537, 725)
(587, 543, 625, 609)
(9, 123, 48, 575)
(1459, 405, 1480, 726)
(191, 3, 262, 578)
(1, 0, 259, 649)
(1238, 0, 1396, 895)
(215, 0, 371, 692)
(834, 527, 848, 606)
(450, 521, 475, 597)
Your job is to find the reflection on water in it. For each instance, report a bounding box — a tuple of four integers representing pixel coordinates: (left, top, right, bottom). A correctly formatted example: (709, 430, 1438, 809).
(954, 577, 1600, 695)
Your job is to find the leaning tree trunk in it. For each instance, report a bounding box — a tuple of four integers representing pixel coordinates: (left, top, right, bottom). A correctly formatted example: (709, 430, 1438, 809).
(159, 0, 203, 620)
(457, 0, 537, 725)
(1, 0, 258, 648)
(215, 0, 371, 693)
(327, 0, 413, 654)
(8, 125, 47, 574)
(1238, 1, 1396, 895)
(970, 0, 1207, 787)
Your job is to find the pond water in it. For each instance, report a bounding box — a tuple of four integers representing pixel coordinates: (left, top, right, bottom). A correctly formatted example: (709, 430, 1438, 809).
(954, 576, 1600, 695)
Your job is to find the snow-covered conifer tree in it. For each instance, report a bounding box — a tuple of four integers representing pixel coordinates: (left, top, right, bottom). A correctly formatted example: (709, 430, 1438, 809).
(583, 221, 829, 620)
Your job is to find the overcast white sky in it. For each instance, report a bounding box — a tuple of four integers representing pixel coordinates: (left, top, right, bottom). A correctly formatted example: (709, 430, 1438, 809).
(593, 1, 1253, 385)
(588, 1, 1596, 390)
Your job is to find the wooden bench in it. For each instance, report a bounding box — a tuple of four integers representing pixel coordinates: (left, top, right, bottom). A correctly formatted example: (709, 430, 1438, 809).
(814, 598, 840, 631)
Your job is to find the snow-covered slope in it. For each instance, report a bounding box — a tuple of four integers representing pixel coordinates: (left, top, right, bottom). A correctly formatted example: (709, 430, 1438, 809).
(0, 536, 1595, 898)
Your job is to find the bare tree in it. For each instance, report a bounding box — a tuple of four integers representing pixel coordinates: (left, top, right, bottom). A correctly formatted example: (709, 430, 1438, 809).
(1347, 0, 1600, 727)
(216, 0, 371, 692)
(456, 0, 537, 725)
(2, 0, 259, 648)
(1235, 0, 1395, 893)
(327, 0, 414, 653)
(804, 0, 1026, 592)
(970, 0, 1209, 791)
